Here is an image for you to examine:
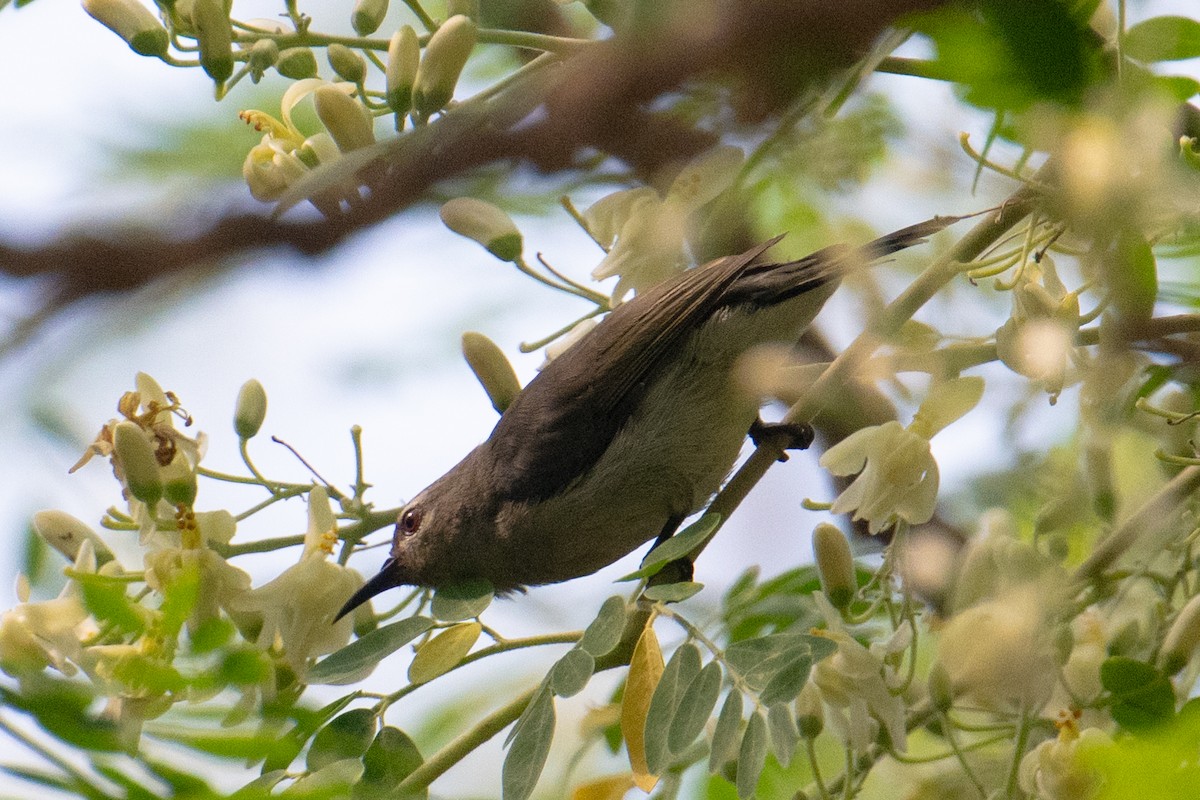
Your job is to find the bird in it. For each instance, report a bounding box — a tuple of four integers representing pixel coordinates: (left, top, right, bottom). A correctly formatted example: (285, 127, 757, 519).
(337, 217, 954, 619)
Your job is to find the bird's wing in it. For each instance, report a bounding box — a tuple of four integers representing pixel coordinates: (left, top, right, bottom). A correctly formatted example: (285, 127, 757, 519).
(484, 237, 786, 502)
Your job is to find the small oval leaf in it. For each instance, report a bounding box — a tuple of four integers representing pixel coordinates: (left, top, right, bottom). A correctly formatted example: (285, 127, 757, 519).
(758, 651, 814, 706)
(309, 616, 434, 685)
(502, 687, 556, 800)
(708, 691, 743, 773)
(430, 579, 494, 621)
(642, 581, 704, 603)
(667, 661, 723, 754)
(736, 711, 768, 800)
(643, 643, 701, 774)
(579, 596, 627, 657)
(355, 726, 423, 799)
(620, 622, 663, 792)
(550, 648, 595, 698)
(306, 709, 376, 772)
(407, 622, 482, 685)
(1125, 15, 1200, 62)
(766, 704, 799, 767)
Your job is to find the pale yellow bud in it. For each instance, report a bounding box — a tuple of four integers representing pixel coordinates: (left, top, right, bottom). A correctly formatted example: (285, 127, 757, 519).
(161, 450, 198, 507)
(1160, 594, 1200, 675)
(113, 421, 163, 506)
(386, 25, 420, 116)
(32, 510, 115, 565)
(461, 332, 521, 414)
(276, 47, 318, 80)
(313, 86, 376, 153)
(82, 0, 169, 58)
(247, 39, 279, 83)
(413, 15, 477, 118)
(234, 379, 268, 439)
(440, 197, 522, 262)
(351, 0, 389, 35)
(327, 43, 366, 84)
(812, 523, 855, 610)
(794, 681, 823, 739)
(191, 0, 233, 83)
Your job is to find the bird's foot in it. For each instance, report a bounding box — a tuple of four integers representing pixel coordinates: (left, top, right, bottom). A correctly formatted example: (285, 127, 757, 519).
(647, 557, 694, 589)
(749, 418, 814, 462)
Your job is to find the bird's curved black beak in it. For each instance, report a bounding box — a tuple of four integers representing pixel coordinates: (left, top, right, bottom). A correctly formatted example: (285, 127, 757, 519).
(334, 558, 401, 622)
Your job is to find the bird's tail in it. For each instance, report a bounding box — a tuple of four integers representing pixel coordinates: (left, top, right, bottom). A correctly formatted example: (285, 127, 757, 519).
(861, 214, 965, 260)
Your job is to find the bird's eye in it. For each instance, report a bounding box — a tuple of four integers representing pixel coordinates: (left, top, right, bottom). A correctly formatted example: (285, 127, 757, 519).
(398, 508, 423, 536)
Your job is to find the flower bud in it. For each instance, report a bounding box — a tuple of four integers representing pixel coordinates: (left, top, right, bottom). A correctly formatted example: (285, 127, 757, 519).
(413, 15, 477, 118)
(83, 0, 170, 57)
(113, 421, 163, 506)
(276, 47, 319, 80)
(351, 0, 389, 35)
(1160, 594, 1200, 675)
(385, 25, 420, 117)
(247, 39, 279, 83)
(812, 523, 855, 610)
(794, 682, 823, 739)
(439, 197, 522, 262)
(234, 379, 268, 439)
(32, 510, 115, 565)
(191, 0, 234, 83)
(313, 86, 376, 153)
(161, 451, 198, 507)
(327, 43, 366, 84)
(461, 332, 521, 414)
(927, 662, 954, 712)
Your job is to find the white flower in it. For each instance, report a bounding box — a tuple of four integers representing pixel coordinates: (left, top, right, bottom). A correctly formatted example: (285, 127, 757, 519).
(820, 421, 939, 534)
(1018, 715, 1112, 800)
(821, 377, 982, 535)
(239, 80, 356, 202)
(936, 586, 1061, 712)
(144, 546, 251, 631)
(231, 487, 363, 676)
(584, 146, 743, 302)
(810, 594, 909, 753)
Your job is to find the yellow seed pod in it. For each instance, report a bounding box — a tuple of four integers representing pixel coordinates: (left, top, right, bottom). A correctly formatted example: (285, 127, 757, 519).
(412, 15, 477, 118)
(385, 25, 420, 117)
(83, 0, 170, 57)
(191, 0, 234, 83)
(313, 86, 376, 153)
(439, 197, 523, 262)
(351, 0, 389, 35)
(113, 421, 163, 506)
(1160, 594, 1200, 675)
(812, 523, 855, 610)
(461, 332, 521, 414)
(327, 43, 366, 84)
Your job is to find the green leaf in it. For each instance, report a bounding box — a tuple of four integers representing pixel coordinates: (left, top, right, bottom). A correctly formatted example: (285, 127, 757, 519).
(76, 574, 144, 634)
(766, 704, 799, 767)
(578, 596, 627, 657)
(619, 514, 720, 581)
(306, 709, 376, 772)
(758, 650, 815, 706)
(667, 661, 723, 754)
(642, 581, 705, 603)
(430, 579, 494, 621)
(231, 770, 288, 799)
(309, 616, 434, 685)
(549, 647, 595, 698)
(644, 642, 701, 773)
(1108, 229, 1158, 324)
(407, 622, 482, 685)
(725, 633, 830, 691)
(0, 679, 124, 753)
(1125, 16, 1200, 62)
(262, 694, 357, 772)
(502, 687, 556, 800)
(708, 690, 743, 773)
(147, 726, 286, 760)
(736, 710, 768, 800)
(1101, 656, 1176, 730)
(355, 727, 424, 799)
(190, 617, 235, 653)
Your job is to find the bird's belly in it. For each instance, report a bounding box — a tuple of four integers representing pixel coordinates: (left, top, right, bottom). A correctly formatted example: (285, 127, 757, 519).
(497, 356, 759, 585)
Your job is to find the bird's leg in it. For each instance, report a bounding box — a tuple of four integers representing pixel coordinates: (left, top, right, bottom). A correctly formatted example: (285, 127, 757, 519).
(749, 417, 814, 462)
(647, 514, 694, 587)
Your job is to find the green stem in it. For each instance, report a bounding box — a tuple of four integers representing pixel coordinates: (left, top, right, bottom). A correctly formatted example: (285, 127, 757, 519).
(1004, 711, 1032, 800)
(400, 0, 437, 32)
(0, 714, 104, 793)
(396, 685, 538, 793)
(211, 534, 306, 558)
